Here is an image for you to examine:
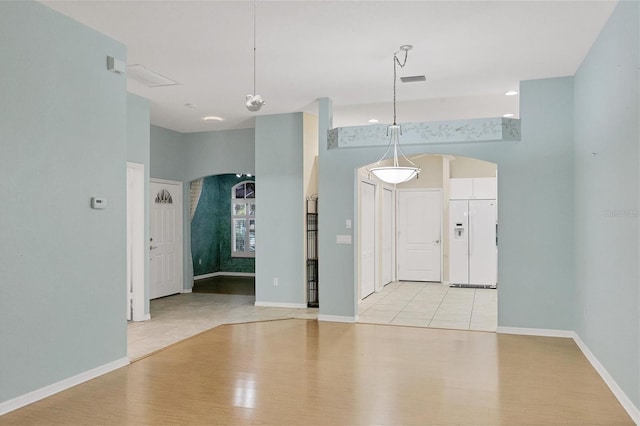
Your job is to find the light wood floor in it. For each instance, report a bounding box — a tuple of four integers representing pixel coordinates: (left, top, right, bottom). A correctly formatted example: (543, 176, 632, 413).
(2, 320, 632, 425)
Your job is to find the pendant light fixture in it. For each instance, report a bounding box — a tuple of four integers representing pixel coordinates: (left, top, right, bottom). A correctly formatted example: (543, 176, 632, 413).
(246, 0, 265, 112)
(368, 45, 420, 184)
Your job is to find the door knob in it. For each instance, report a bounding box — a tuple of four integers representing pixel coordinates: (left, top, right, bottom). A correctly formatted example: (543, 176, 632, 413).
(434, 240, 440, 244)
(150, 245, 158, 250)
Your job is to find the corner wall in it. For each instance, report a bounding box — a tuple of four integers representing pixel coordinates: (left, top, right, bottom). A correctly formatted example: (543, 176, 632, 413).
(318, 76, 575, 330)
(0, 1, 128, 403)
(574, 0, 639, 410)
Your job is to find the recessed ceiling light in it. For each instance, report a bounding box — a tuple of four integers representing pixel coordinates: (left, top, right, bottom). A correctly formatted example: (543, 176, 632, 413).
(202, 116, 224, 122)
(368, 119, 379, 123)
(503, 113, 515, 118)
(505, 91, 518, 96)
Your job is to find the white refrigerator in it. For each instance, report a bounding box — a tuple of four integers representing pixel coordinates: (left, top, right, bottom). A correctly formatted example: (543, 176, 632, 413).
(449, 199, 497, 287)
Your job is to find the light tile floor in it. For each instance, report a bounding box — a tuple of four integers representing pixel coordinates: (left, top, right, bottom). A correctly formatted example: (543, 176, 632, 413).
(128, 282, 497, 360)
(358, 282, 497, 332)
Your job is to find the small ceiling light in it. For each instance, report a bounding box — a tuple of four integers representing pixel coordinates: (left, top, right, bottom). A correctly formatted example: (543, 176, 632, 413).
(368, 119, 379, 124)
(247, 173, 253, 177)
(503, 113, 514, 118)
(236, 173, 242, 178)
(505, 90, 518, 96)
(202, 116, 224, 122)
(246, 0, 265, 112)
(367, 45, 421, 185)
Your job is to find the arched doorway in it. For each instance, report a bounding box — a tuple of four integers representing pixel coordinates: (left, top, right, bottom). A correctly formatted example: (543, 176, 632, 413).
(355, 154, 498, 332)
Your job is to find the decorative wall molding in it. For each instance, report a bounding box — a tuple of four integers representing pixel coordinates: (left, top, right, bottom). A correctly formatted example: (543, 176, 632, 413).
(0, 357, 129, 415)
(328, 117, 520, 149)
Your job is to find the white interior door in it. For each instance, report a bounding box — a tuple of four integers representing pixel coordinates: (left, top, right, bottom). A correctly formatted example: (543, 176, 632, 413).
(359, 181, 376, 299)
(469, 200, 497, 285)
(381, 187, 394, 286)
(150, 180, 183, 299)
(397, 190, 442, 282)
(126, 163, 145, 320)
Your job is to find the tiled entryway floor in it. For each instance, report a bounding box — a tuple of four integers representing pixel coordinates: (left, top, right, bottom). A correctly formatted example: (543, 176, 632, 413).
(358, 282, 497, 332)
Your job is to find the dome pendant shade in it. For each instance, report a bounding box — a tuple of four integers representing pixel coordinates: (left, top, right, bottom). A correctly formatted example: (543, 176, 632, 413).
(369, 166, 419, 184)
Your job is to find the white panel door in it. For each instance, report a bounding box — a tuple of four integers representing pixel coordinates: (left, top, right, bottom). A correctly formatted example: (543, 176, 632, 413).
(359, 181, 376, 299)
(381, 187, 394, 286)
(397, 190, 442, 282)
(469, 200, 497, 285)
(150, 180, 183, 299)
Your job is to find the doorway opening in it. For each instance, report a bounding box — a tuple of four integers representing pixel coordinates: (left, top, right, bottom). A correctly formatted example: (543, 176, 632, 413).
(355, 154, 498, 332)
(189, 174, 256, 296)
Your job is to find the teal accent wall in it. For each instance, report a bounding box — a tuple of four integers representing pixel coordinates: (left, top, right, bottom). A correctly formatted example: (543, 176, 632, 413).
(255, 113, 305, 305)
(0, 0, 127, 403)
(318, 76, 576, 328)
(191, 175, 256, 276)
(150, 125, 255, 290)
(126, 94, 151, 315)
(574, 0, 639, 409)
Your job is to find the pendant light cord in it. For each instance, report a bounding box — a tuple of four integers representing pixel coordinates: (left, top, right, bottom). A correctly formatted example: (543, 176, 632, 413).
(393, 49, 409, 125)
(253, 0, 257, 95)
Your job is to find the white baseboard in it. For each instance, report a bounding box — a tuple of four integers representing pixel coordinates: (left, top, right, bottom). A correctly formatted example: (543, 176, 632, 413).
(572, 332, 639, 424)
(318, 314, 357, 323)
(181, 288, 192, 294)
(194, 272, 256, 280)
(0, 357, 129, 416)
(497, 326, 638, 424)
(254, 301, 307, 309)
(496, 326, 574, 338)
(131, 313, 151, 322)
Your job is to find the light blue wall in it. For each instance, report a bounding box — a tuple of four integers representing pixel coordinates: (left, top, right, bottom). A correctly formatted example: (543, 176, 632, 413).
(255, 113, 305, 305)
(150, 126, 255, 290)
(318, 76, 575, 329)
(0, 1, 127, 402)
(574, 0, 639, 408)
(126, 94, 151, 315)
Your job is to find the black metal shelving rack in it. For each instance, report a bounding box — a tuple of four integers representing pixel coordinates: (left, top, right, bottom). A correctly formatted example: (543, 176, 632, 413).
(306, 195, 319, 308)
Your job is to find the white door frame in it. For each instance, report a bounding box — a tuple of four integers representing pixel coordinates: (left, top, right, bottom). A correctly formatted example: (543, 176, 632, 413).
(358, 177, 377, 300)
(381, 184, 395, 288)
(126, 162, 145, 321)
(150, 178, 184, 299)
(396, 188, 443, 282)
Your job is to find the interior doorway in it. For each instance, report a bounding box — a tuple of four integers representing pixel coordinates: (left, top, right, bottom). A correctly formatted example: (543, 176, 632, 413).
(355, 154, 498, 332)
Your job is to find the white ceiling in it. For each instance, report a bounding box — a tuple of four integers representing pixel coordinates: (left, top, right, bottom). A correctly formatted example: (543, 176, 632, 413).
(42, 0, 616, 133)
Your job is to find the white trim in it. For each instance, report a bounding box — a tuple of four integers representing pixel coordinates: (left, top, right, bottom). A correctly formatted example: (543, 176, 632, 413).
(194, 271, 256, 280)
(254, 301, 307, 309)
(496, 326, 574, 338)
(0, 357, 129, 415)
(150, 177, 181, 185)
(181, 288, 192, 294)
(318, 314, 357, 323)
(572, 332, 639, 424)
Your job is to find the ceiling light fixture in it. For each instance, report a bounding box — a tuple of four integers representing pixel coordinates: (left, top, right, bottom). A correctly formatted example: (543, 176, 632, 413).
(246, 0, 265, 112)
(368, 119, 379, 124)
(367, 45, 421, 184)
(505, 90, 518, 96)
(202, 116, 224, 121)
(503, 113, 514, 118)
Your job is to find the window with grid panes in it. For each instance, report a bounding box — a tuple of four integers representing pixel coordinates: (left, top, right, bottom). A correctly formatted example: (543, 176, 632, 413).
(231, 181, 255, 257)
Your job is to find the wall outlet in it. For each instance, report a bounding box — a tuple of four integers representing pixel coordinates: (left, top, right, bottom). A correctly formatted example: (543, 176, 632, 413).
(273, 277, 279, 286)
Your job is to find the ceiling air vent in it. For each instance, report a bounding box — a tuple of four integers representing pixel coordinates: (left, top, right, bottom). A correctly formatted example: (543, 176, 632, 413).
(126, 64, 179, 87)
(400, 75, 427, 83)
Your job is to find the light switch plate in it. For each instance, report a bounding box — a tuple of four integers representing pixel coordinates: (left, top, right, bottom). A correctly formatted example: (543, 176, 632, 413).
(336, 235, 352, 245)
